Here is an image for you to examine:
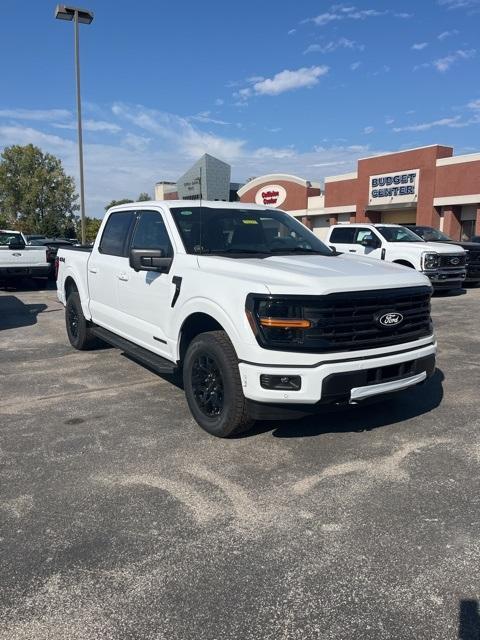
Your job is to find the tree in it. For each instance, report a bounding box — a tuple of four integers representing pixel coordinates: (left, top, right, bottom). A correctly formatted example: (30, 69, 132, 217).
(0, 144, 78, 236)
(84, 216, 102, 243)
(138, 192, 151, 201)
(105, 198, 133, 211)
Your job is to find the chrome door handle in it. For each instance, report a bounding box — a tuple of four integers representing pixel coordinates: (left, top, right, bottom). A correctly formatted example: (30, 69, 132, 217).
(118, 273, 129, 281)
(88, 267, 98, 274)
(349, 249, 357, 253)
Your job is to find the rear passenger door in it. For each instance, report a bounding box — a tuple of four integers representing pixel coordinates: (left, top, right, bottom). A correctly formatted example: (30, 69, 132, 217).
(88, 210, 136, 331)
(328, 226, 357, 253)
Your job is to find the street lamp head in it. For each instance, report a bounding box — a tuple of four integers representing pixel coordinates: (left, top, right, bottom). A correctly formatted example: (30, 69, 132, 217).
(54, 4, 94, 24)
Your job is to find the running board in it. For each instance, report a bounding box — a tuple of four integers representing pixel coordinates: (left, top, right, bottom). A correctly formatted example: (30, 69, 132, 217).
(91, 326, 177, 374)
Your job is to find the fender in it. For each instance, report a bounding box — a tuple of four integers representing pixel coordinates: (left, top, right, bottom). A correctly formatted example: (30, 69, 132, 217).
(172, 296, 257, 361)
(63, 265, 92, 320)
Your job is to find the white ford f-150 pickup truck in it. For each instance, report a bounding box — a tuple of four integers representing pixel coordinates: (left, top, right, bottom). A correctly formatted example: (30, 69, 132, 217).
(0, 229, 49, 281)
(325, 223, 466, 291)
(57, 201, 437, 437)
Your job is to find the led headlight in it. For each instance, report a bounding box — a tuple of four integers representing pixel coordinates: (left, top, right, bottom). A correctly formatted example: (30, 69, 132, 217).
(422, 252, 440, 270)
(246, 297, 313, 347)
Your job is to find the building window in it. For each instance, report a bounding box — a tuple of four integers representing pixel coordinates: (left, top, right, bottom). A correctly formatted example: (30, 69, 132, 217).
(461, 219, 475, 241)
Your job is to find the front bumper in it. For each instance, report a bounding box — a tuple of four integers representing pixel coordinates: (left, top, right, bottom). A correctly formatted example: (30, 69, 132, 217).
(422, 268, 466, 289)
(238, 340, 436, 405)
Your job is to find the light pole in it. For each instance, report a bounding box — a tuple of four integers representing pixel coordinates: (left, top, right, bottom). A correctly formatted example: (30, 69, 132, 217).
(55, 4, 94, 245)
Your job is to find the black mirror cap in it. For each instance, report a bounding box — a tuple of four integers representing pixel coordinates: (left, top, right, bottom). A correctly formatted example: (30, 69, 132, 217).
(129, 248, 173, 273)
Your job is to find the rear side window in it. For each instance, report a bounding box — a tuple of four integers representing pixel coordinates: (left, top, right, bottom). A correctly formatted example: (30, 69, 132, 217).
(131, 211, 173, 257)
(99, 211, 135, 256)
(329, 227, 356, 243)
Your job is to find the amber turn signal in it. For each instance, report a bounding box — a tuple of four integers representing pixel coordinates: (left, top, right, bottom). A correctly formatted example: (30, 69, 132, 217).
(259, 317, 311, 329)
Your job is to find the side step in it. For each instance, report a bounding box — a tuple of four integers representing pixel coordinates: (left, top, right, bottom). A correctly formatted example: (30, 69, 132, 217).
(91, 326, 177, 375)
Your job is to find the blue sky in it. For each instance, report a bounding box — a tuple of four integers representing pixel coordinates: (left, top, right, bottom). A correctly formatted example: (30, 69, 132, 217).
(1, 0, 479, 214)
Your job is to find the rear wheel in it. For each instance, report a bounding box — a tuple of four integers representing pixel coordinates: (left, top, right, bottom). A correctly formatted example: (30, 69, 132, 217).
(183, 330, 254, 437)
(66, 291, 97, 350)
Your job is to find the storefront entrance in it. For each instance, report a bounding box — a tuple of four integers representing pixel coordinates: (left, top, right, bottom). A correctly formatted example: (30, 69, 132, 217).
(380, 209, 417, 225)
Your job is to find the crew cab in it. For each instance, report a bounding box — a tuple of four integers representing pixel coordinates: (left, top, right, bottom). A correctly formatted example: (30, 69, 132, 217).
(57, 201, 437, 437)
(0, 230, 49, 281)
(325, 223, 466, 291)
(403, 225, 480, 286)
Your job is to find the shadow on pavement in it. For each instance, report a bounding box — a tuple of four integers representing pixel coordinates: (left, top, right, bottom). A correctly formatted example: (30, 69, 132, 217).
(459, 600, 480, 640)
(0, 295, 48, 330)
(244, 368, 444, 439)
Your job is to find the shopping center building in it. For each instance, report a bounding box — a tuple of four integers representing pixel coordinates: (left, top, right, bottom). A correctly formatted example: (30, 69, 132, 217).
(238, 144, 480, 241)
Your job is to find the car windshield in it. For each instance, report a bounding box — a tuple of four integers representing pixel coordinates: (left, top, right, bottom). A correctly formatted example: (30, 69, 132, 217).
(416, 228, 452, 242)
(376, 226, 424, 243)
(0, 231, 22, 246)
(170, 206, 333, 257)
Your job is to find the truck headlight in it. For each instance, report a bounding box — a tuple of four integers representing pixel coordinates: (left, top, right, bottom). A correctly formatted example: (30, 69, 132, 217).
(422, 252, 440, 270)
(245, 296, 313, 347)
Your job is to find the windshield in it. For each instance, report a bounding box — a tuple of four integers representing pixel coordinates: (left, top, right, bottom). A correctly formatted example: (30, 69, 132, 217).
(376, 226, 424, 243)
(170, 207, 333, 257)
(416, 227, 452, 242)
(0, 231, 22, 246)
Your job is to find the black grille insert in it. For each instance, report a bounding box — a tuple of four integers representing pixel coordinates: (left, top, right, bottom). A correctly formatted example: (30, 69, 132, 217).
(247, 286, 433, 353)
(439, 254, 466, 268)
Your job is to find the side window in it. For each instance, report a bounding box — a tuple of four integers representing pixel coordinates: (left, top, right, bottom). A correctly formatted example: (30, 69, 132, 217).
(354, 228, 376, 244)
(131, 211, 173, 257)
(99, 211, 135, 256)
(330, 227, 356, 243)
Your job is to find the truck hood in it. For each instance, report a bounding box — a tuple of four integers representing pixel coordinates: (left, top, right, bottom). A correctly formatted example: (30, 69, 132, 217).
(392, 241, 465, 254)
(197, 253, 431, 296)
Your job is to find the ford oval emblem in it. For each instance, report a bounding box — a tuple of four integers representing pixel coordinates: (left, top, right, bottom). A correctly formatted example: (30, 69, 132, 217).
(450, 257, 460, 265)
(378, 312, 404, 328)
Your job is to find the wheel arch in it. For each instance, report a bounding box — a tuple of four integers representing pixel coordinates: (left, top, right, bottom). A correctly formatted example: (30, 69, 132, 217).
(393, 259, 416, 269)
(177, 312, 225, 364)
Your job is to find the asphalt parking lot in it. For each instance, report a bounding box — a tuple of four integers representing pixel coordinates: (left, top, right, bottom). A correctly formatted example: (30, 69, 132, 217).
(1, 282, 479, 640)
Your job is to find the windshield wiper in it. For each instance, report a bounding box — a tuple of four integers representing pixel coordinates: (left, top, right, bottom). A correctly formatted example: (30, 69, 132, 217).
(269, 247, 329, 255)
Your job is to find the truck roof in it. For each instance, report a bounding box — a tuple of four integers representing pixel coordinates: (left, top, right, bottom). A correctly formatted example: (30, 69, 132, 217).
(107, 200, 279, 212)
(331, 223, 405, 228)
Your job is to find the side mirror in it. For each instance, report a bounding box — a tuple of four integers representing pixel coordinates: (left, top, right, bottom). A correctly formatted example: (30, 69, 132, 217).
(129, 248, 173, 273)
(361, 237, 380, 248)
(9, 239, 26, 250)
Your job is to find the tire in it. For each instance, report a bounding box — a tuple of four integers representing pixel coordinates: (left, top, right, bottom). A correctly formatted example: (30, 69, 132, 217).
(183, 330, 254, 437)
(65, 291, 97, 350)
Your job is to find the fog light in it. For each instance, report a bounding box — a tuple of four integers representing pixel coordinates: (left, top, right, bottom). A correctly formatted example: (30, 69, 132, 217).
(260, 374, 302, 390)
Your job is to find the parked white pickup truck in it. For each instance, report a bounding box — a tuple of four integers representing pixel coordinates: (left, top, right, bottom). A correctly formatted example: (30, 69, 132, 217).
(0, 230, 49, 281)
(57, 201, 437, 437)
(325, 223, 466, 291)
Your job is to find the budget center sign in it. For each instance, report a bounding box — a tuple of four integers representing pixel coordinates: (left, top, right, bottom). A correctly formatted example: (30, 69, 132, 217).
(368, 169, 419, 206)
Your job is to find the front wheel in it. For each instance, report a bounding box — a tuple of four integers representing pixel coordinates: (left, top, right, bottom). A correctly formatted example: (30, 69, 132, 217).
(183, 331, 254, 437)
(65, 291, 97, 350)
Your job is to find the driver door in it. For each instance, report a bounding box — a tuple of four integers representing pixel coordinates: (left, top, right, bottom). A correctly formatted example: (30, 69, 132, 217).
(116, 210, 175, 358)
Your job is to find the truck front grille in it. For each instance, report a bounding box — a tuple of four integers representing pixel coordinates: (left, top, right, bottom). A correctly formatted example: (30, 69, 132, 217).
(249, 287, 433, 353)
(439, 254, 466, 268)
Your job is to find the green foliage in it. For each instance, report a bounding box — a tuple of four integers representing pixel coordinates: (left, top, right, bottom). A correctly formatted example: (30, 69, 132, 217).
(0, 144, 78, 235)
(138, 192, 151, 201)
(84, 216, 102, 243)
(105, 198, 133, 211)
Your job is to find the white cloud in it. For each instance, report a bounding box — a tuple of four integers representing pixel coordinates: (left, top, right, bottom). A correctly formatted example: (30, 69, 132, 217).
(438, 0, 480, 9)
(468, 99, 480, 109)
(394, 12, 413, 18)
(288, 28, 296, 35)
(363, 126, 374, 134)
(385, 117, 395, 124)
(350, 61, 361, 71)
(188, 111, 230, 126)
(214, 98, 224, 106)
(308, 6, 386, 26)
(393, 116, 466, 131)
(412, 42, 428, 50)
(0, 108, 71, 121)
(53, 119, 122, 133)
(123, 133, 151, 151)
(304, 38, 363, 55)
(438, 29, 459, 39)
(433, 48, 476, 71)
(245, 66, 329, 97)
